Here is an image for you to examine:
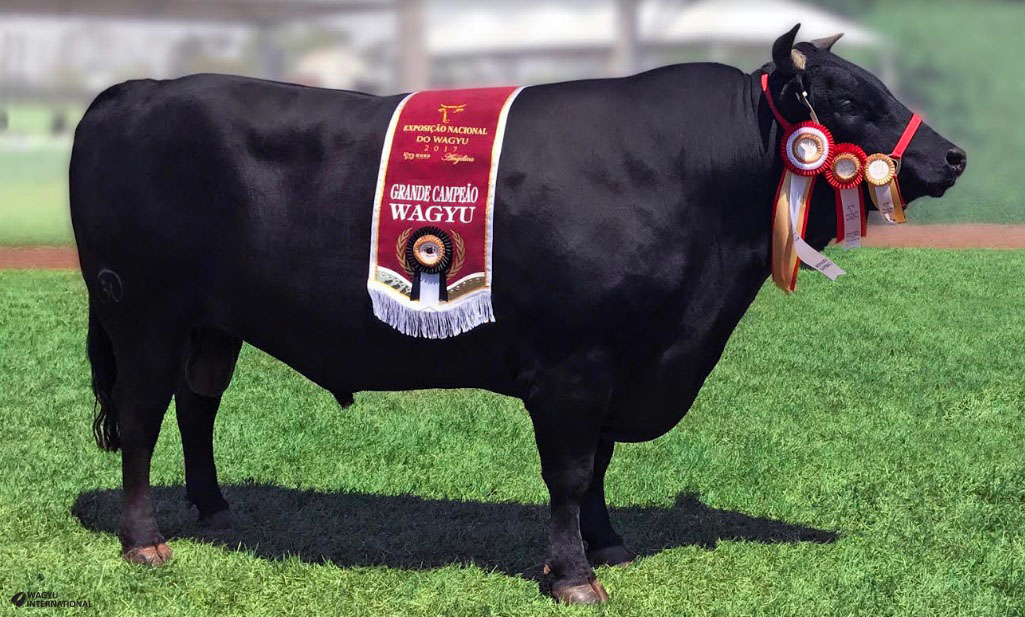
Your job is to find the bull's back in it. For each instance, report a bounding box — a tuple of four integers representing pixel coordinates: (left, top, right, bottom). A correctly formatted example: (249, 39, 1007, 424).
(72, 74, 397, 276)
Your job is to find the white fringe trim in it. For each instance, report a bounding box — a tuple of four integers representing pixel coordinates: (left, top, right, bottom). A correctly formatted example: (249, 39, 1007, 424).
(369, 288, 495, 339)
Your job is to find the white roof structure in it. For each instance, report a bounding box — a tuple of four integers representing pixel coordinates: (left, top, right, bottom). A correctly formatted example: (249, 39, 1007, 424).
(428, 4, 614, 57)
(645, 0, 878, 47)
(428, 0, 879, 58)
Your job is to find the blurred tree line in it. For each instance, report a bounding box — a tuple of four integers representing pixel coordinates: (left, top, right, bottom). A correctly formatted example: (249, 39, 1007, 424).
(863, 0, 1023, 222)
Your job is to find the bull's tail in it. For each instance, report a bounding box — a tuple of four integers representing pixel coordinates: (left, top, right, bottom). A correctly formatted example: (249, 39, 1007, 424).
(87, 304, 119, 451)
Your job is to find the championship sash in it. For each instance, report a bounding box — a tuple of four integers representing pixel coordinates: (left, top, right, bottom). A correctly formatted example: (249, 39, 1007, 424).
(368, 86, 523, 338)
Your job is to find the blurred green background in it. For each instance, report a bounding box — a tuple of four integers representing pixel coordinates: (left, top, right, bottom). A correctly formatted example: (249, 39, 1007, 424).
(0, 0, 1021, 247)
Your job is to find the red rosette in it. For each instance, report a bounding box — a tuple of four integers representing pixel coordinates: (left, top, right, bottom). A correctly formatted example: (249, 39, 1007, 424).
(780, 121, 835, 177)
(823, 143, 868, 190)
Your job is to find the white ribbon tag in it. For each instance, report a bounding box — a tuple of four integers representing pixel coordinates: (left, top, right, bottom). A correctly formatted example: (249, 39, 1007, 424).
(418, 273, 441, 306)
(872, 185, 897, 224)
(794, 238, 846, 280)
(789, 176, 846, 281)
(839, 187, 862, 249)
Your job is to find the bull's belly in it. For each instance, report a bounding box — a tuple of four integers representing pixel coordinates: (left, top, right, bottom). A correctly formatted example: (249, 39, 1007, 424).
(601, 382, 699, 443)
(225, 299, 523, 398)
(199, 259, 726, 443)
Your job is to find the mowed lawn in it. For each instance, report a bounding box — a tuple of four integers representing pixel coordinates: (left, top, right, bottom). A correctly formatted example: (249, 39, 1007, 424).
(1, 249, 1023, 616)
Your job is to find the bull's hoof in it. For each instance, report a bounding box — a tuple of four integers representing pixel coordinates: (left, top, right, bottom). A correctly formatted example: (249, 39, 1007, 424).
(587, 544, 636, 567)
(552, 580, 609, 605)
(199, 508, 234, 530)
(123, 543, 173, 566)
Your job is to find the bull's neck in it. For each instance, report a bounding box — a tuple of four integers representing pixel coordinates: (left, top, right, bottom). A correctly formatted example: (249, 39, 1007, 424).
(658, 68, 841, 312)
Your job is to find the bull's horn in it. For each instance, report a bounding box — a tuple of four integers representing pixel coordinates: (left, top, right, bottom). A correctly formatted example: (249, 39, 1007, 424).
(772, 24, 802, 75)
(809, 33, 844, 51)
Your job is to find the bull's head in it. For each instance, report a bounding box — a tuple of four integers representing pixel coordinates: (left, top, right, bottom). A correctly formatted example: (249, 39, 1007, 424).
(770, 24, 966, 202)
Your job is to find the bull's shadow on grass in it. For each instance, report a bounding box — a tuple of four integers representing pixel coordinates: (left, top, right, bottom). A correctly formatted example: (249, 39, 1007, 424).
(72, 485, 837, 578)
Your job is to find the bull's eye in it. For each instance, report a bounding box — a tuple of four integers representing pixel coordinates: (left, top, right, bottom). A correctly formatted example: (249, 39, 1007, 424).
(837, 99, 855, 113)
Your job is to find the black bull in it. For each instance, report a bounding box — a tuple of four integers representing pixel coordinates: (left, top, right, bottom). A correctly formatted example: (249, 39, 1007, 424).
(70, 27, 964, 603)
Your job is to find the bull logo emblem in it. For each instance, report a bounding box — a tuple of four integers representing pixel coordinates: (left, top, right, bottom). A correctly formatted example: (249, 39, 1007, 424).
(438, 103, 466, 124)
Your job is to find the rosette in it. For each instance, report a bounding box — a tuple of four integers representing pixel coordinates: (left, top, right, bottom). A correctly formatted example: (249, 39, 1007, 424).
(781, 121, 835, 176)
(864, 153, 906, 224)
(824, 143, 868, 249)
(404, 226, 454, 304)
(771, 122, 845, 293)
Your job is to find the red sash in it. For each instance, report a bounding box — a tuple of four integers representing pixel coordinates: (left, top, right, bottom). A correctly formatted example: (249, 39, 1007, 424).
(368, 86, 523, 338)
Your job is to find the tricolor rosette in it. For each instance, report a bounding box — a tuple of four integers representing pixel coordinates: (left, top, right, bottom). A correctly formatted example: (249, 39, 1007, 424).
(781, 121, 835, 176)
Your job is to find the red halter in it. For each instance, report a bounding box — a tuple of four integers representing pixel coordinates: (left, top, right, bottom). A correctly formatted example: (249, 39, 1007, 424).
(759, 72, 924, 292)
(760, 72, 922, 160)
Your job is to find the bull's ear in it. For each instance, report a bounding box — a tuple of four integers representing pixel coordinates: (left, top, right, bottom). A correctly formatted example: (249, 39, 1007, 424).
(809, 33, 844, 52)
(772, 24, 804, 76)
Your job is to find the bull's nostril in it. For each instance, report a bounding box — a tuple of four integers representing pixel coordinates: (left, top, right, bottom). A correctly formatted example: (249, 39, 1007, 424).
(946, 148, 967, 174)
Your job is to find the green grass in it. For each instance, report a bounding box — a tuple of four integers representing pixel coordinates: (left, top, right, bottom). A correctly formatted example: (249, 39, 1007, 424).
(1, 249, 1024, 615)
(0, 106, 78, 245)
(3, 105, 81, 136)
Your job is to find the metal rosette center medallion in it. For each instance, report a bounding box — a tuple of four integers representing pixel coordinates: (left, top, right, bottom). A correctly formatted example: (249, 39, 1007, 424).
(412, 234, 446, 269)
(864, 153, 897, 187)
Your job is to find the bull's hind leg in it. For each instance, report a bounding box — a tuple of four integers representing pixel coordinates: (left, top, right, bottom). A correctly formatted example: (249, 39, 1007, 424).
(176, 328, 242, 528)
(175, 386, 232, 527)
(527, 350, 614, 604)
(581, 439, 636, 567)
(114, 332, 182, 566)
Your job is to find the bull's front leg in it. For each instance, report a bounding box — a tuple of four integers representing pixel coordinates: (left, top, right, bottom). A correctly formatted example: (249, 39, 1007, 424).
(526, 350, 613, 604)
(581, 439, 636, 567)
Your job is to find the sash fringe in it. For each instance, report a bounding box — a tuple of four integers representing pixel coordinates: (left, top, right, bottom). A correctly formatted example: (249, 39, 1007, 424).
(369, 288, 495, 339)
